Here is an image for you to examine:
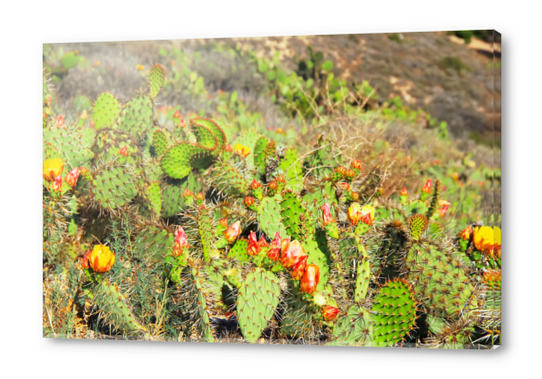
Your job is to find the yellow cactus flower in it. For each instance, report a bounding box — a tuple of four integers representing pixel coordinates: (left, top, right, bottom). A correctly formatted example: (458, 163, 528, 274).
(43, 158, 64, 181)
(234, 144, 250, 158)
(82, 245, 116, 273)
(136, 64, 145, 71)
(473, 226, 494, 253)
(347, 203, 362, 225)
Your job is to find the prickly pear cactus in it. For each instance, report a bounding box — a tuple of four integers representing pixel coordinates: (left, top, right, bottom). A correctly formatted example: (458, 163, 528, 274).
(237, 269, 280, 343)
(148, 63, 166, 99)
(92, 92, 121, 129)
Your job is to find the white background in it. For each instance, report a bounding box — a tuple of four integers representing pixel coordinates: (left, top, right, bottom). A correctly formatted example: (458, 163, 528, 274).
(0, 0, 538, 377)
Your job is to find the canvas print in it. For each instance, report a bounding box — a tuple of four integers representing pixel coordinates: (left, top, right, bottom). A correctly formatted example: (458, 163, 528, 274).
(42, 31, 501, 348)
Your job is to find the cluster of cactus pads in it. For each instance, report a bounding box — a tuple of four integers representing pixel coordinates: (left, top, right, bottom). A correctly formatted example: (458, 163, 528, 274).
(43, 65, 500, 348)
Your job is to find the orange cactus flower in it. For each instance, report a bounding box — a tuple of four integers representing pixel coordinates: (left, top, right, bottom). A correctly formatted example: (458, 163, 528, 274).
(351, 160, 362, 170)
(438, 200, 451, 217)
(225, 144, 233, 153)
(291, 256, 308, 280)
(322, 203, 336, 226)
(234, 144, 250, 158)
(267, 232, 281, 261)
(281, 239, 307, 269)
(347, 203, 362, 225)
(219, 218, 228, 228)
(338, 182, 350, 191)
(459, 225, 473, 240)
(268, 181, 278, 191)
(119, 146, 129, 157)
(83, 245, 116, 273)
(250, 179, 262, 189)
(224, 221, 241, 244)
(322, 305, 340, 321)
(300, 265, 320, 294)
(52, 175, 63, 191)
(173, 111, 181, 119)
(43, 158, 64, 181)
(195, 192, 205, 201)
(276, 174, 286, 184)
(400, 187, 408, 197)
(422, 179, 432, 194)
(64, 167, 81, 187)
(183, 188, 194, 198)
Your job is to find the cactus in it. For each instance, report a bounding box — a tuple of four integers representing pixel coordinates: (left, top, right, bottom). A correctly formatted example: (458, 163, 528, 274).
(145, 182, 162, 217)
(253, 136, 269, 171)
(354, 237, 371, 302)
(119, 94, 154, 137)
(237, 268, 281, 343)
(328, 306, 373, 346)
(426, 179, 440, 219)
(92, 92, 121, 130)
(408, 214, 428, 241)
(257, 195, 288, 237)
(92, 166, 138, 210)
(152, 129, 169, 157)
(148, 64, 166, 99)
(280, 191, 311, 240)
(371, 279, 417, 347)
(278, 149, 303, 191)
(43, 127, 95, 169)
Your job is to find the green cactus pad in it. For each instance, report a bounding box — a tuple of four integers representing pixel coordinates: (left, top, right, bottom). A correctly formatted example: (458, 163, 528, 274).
(408, 214, 428, 241)
(328, 306, 373, 346)
(133, 226, 175, 261)
(92, 166, 138, 209)
(161, 143, 213, 179)
(280, 191, 309, 240)
(227, 238, 250, 262)
(161, 174, 202, 218)
(191, 118, 227, 154)
(253, 136, 269, 171)
(92, 92, 121, 130)
(354, 237, 371, 302)
(213, 160, 250, 197)
(149, 64, 166, 99)
(237, 269, 281, 343)
(301, 237, 330, 291)
(88, 280, 147, 336)
(43, 127, 95, 169)
(183, 267, 215, 342)
(145, 182, 162, 216)
(197, 205, 215, 263)
(302, 182, 338, 221)
(152, 129, 169, 157)
(407, 243, 478, 318)
(257, 195, 288, 237)
(372, 279, 417, 347)
(278, 148, 303, 192)
(119, 95, 153, 136)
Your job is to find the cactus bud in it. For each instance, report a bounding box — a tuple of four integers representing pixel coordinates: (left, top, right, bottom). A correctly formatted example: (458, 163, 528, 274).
(119, 146, 129, 157)
(400, 187, 408, 197)
(322, 203, 336, 226)
(224, 221, 241, 244)
(244, 196, 255, 208)
(300, 265, 320, 294)
(173, 110, 181, 119)
(267, 232, 281, 261)
(183, 188, 194, 198)
(64, 167, 81, 188)
(322, 305, 340, 321)
(281, 239, 307, 269)
(179, 117, 186, 128)
(338, 182, 350, 191)
(225, 144, 233, 153)
(219, 218, 228, 228)
(247, 231, 259, 256)
(82, 245, 115, 273)
(268, 181, 278, 190)
(172, 226, 190, 257)
(43, 158, 64, 181)
(276, 174, 286, 184)
(422, 179, 432, 194)
(195, 192, 205, 201)
(438, 200, 450, 217)
(351, 160, 362, 170)
(52, 175, 63, 191)
(56, 115, 65, 127)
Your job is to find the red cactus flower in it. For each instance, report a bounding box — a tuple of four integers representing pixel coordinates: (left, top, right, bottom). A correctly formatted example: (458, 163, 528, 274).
(322, 203, 336, 226)
(400, 187, 408, 197)
(276, 174, 286, 183)
(173, 111, 181, 119)
(422, 179, 432, 194)
(64, 167, 81, 188)
(322, 305, 340, 321)
(247, 231, 260, 256)
(291, 256, 308, 280)
(224, 221, 241, 244)
(172, 226, 190, 257)
(244, 196, 255, 208)
(459, 225, 473, 240)
(281, 239, 307, 269)
(338, 182, 350, 191)
(225, 144, 233, 153)
(351, 160, 362, 170)
(56, 115, 65, 127)
(250, 179, 262, 189)
(300, 265, 320, 294)
(438, 201, 450, 217)
(183, 188, 194, 198)
(219, 218, 228, 228)
(52, 175, 63, 191)
(179, 117, 186, 128)
(268, 181, 278, 190)
(119, 146, 129, 157)
(359, 205, 375, 226)
(258, 235, 268, 249)
(267, 232, 281, 261)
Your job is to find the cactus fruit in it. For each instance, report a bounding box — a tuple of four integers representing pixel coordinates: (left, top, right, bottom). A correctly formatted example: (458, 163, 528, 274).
(237, 268, 281, 343)
(149, 64, 166, 99)
(371, 279, 417, 347)
(92, 92, 121, 130)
